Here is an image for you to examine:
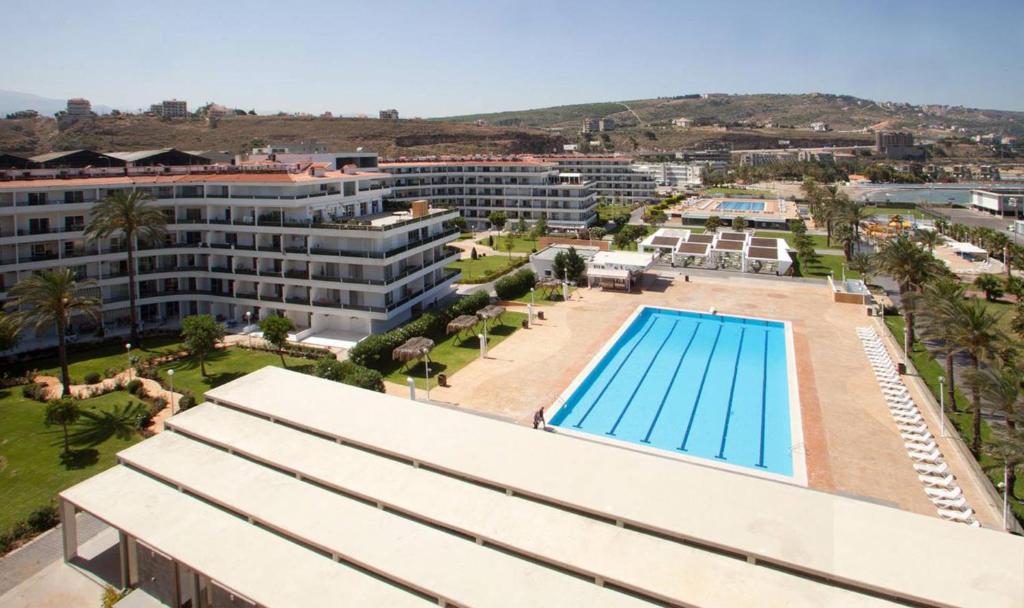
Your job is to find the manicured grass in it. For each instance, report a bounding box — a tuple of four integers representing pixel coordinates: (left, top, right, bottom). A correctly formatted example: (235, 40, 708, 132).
(754, 230, 830, 250)
(798, 253, 861, 280)
(864, 206, 925, 219)
(512, 286, 575, 305)
(476, 235, 540, 254)
(384, 312, 527, 389)
(883, 315, 1023, 524)
(12, 334, 185, 384)
(447, 255, 524, 282)
(596, 203, 635, 223)
(0, 390, 146, 534)
(701, 187, 771, 197)
(155, 347, 314, 402)
(977, 299, 1018, 338)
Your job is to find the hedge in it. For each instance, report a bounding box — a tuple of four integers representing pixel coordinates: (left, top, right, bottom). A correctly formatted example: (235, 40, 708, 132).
(348, 291, 490, 369)
(494, 268, 537, 300)
(314, 356, 385, 392)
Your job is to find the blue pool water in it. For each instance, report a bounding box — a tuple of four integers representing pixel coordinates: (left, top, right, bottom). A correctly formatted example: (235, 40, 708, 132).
(718, 201, 766, 212)
(550, 307, 794, 475)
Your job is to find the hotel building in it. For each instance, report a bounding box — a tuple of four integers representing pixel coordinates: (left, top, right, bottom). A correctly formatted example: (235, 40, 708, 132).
(380, 159, 598, 230)
(0, 149, 460, 347)
(543, 156, 655, 204)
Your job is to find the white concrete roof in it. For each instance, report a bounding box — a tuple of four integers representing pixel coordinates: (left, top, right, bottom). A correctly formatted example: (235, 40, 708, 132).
(586, 267, 631, 280)
(198, 367, 1024, 607)
(61, 466, 428, 608)
(952, 241, 987, 254)
(167, 403, 892, 607)
(589, 250, 655, 270)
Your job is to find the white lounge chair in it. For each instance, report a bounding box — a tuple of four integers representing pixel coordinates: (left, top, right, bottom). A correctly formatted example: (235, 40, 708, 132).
(932, 495, 968, 510)
(915, 461, 948, 475)
(926, 485, 962, 500)
(904, 430, 935, 443)
(938, 508, 976, 524)
(897, 421, 929, 433)
(911, 449, 945, 464)
(919, 473, 957, 488)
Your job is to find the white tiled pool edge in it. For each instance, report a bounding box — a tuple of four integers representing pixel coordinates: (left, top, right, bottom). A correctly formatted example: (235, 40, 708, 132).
(545, 304, 808, 487)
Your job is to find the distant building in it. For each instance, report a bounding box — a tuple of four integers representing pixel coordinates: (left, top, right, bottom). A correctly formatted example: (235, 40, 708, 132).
(672, 117, 692, 128)
(676, 149, 731, 163)
(797, 150, 834, 163)
(251, 142, 329, 155)
(161, 100, 188, 118)
(379, 109, 399, 120)
(971, 188, 1023, 216)
(474, 119, 487, 126)
(599, 118, 615, 132)
(809, 122, 830, 132)
(633, 162, 719, 187)
(874, 131, 924, 160)
(5, 110, 38, 119)
(738, 152, 797, 167)
(581, 118, 600, 134)
(66, 98, 92, 116)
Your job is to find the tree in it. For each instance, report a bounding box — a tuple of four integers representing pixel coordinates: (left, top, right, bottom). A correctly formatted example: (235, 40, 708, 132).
(515, 217, 527, 236)
(530, 216, 549, 243)
(0, 312, 20, 352)
(613, 225, 647, 250)
(553, 247, 587, 283)
(833, 223, 857, 261)
(487, 211, 507, 231)
(449, 216, 468, 233)
(874, 235, 942, 354)
(84, 190, 167, 345)
(45, 398, 82, 456)
(913, 229, 943, 253)
(704, 216, 722, 233)
(503, 235, 515, 259)
(7, 269, 100, 396)
(259, 316, 295, 366)
(974, 274, 1004, 301)
(180, 314, 225, 377)
(470, 247, 478, 260)
(848, 252, 875, 285)
(732, 216, 748, 232)
(919, 278, 967, 414)
(946, 298, 1004, 456)
(988, 422, 1024, 502)
(646, 209, 667, 226)
(1013, 303, 1024, 341)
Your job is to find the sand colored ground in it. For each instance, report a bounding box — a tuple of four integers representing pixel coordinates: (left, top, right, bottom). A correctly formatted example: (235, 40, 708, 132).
(387, 272, 1002, 526)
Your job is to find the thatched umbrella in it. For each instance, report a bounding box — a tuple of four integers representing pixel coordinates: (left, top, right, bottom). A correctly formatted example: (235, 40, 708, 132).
(446, 314, 478, 341)
(392, 336, 435, 369)
(537, 278, 561, 300)
(476, 305, 506, 335)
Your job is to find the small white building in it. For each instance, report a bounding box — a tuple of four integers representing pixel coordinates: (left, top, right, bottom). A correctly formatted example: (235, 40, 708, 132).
(529, 244, 601, 279)
(586, 250, 654, 290)
(672, 117, 692, 128)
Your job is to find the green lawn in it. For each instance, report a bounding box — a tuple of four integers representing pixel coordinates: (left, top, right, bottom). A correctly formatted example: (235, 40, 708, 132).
(864, 206, 924, 219)
(754, 230, 830, 250)
(702, 187, 772, 197)
(798, 253, 861, 280)
(11, 334, 185, 384)
(0, 390, 146, 534)
(154, 347, 314, 403)
(476, 235, 541, 254)
(596, 203, 635, 223)
(384, 312, 527, 389)
(447, 255, 524, 282)
(977, 299, 1018, 337)
(882, 314, 1023, 524)
(512, 286, 575, 305)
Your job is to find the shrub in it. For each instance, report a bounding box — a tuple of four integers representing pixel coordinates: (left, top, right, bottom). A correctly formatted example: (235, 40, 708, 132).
(177, 392, 197, 411)
(22, 383, 45, 400)
(495, 268, 537, 300)
(339, 360, 385, 392)
(83, 371, 102, 385)
(126, 379, 144, 396)
(26, 504, 58, 530)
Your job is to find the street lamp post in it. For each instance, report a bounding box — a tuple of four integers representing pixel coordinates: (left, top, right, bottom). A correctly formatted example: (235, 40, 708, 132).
(125, 343, 131, 373)
(938, 376, 946, 437)
(244, 311, 252, 347)
(1003, 466, 1011, 531)
(167, 368, 175, 415)
(424, 356, 431, 401)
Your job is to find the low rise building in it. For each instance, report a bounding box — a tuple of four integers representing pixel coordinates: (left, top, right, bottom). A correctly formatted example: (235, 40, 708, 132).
(159, 99, 188, 118)
(529, 243, 600, 279)
(581, 118, 600, 133)
(737, 151, 797, 167)
(971, 188, 1024, 216)
(66, 98, 92, 116)
(379, 109, 399, 120)
(672, 117, 692, 128)
(0, 149, 460, 347)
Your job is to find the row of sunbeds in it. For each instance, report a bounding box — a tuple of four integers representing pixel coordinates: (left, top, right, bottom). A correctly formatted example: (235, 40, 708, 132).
(857, 326, 981, 527)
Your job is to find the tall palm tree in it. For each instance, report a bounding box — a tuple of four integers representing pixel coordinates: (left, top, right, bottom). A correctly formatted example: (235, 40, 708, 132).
(918, 278, 966, 414)
(874, 235, 941, 353)
(987, 420, 1024, 503)
(833, 223, 857, 261)
(841, 201, 869, 248)
(7, 269, 101, 396)
(967, 358, 1022, 432)
(946, 299, 1004, 456)
(913, 229, 943, 253)
(84, 190, 167, 345)
(848, 252, 874, 285)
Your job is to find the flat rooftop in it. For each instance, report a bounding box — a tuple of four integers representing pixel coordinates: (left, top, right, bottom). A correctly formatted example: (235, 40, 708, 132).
(61, 367, 1024, 607)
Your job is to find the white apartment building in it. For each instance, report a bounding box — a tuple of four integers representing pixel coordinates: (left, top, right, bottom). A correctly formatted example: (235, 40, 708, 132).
(0, 150, 461, 347)
(633, 162, 723, 188)
(160, 99, 188, 118)
(544, 156, 655, 204)
(66, 98, 92, 116)
(380, 159, 598, 230)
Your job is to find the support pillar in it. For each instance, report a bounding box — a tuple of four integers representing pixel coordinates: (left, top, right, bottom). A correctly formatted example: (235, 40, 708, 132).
(478, 333, 487, 359)
(60, 498, 78, 562)
(118, 532, 130, 589)
(407, 376, 416, 401)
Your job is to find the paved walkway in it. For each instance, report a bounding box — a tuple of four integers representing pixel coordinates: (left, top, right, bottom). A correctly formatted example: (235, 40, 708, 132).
(0, 513, 108, 599)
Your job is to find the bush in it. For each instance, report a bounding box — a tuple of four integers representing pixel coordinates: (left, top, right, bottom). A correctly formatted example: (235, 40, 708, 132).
(26, 504, 58, 530)
(494, 268, 537, 300)
(348, 292, 490, 369)
(177, 392, 197, 411)
(126, 379, 144, 396)
(83, 371, 102, 385)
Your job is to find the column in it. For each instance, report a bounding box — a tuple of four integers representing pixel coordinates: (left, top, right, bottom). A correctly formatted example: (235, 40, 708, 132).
(60, 498, 78, 562)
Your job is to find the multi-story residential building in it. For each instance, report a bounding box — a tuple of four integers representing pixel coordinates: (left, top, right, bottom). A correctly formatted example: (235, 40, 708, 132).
(0, 149, 461, 348)
(581, 118, 600, 134)
(633, 162, 712, 188)
(599, 118, 615, 131)
(737, 151, 798, 167)
(379, 109, 399, 120)
(66, 98, 92, 116)
(381, 159, 598, 230)
(543, 156, 655, 204)
(160, 99, 188, 118)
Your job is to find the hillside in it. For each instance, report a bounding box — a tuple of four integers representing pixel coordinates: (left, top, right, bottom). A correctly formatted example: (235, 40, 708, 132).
(441, 93, 1024, 137)
(0, 115, 566, 158)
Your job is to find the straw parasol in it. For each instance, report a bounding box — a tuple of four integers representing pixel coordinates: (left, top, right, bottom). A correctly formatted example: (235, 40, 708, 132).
(536, 277, 561, 299)
(476, 304, 506, 334)
(392, 336, 435, 369)
(446, 314, 478, 340)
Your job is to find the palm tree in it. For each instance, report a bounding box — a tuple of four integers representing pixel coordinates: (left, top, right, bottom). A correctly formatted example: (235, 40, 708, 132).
(84, 190, 167, 345)
(8, 269, 100, 396)
(987, 421, 1024, 503)
(841, 201, 869, 248)
(848, 252, 874, 285)
(833, 223, 857, 261)
(946, 299, 1004, 456)
(918, 278, 966, 414)
(967, 358, 1022, 432)
(874, 235, 941, 354)
(913, 229, 943, 253)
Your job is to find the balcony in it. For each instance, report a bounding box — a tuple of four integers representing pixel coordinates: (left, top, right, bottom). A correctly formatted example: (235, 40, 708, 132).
(260, 294, 284, 303)
(285, 295, 311, 305)
(284, 269, 309, 279)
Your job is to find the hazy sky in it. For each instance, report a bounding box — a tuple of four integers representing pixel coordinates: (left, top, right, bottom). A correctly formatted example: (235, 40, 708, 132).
(5, 0, 1023, 116)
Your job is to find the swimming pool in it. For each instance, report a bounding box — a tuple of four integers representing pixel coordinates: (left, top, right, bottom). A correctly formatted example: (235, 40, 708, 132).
(718, 201, 766, 212)
(549, 307, 800, 478)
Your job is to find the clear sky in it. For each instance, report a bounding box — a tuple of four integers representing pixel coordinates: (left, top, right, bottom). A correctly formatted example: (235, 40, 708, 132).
(5, 0, 1023, 116)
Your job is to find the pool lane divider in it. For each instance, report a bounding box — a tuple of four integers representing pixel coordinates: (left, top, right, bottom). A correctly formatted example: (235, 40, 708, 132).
(715, 328, 747, 460)
(677, 323, 724, 452)
(757, 328, 770, 468)
(606, 320, 680, 436)
(640, 323, 701, 444)
(572, 316, 659, 428)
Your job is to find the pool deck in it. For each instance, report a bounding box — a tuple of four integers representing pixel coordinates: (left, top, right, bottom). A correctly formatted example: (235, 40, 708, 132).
(385, 272, 1002, 526)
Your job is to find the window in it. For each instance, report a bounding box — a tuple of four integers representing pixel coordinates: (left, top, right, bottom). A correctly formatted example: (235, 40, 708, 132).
(27, 193, 47, 205)
(28, 218, 50, 234)
(63, 191, 85, 204)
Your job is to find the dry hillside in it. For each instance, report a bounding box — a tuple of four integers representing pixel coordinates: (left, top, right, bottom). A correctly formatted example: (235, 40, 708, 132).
(0, 115, 566, 157)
